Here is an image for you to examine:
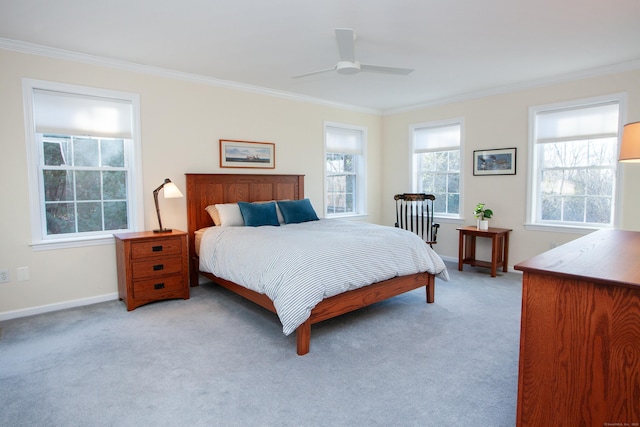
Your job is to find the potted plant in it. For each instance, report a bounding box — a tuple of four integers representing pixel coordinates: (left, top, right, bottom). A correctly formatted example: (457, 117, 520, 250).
(473, 203, 493, 230)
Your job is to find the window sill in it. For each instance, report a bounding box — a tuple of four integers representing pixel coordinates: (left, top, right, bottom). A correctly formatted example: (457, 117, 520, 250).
(31, 235, 116, 251)
(433, 216, 464, 225)
(325, 213, 368, 220)
(523, 223, 609, 235)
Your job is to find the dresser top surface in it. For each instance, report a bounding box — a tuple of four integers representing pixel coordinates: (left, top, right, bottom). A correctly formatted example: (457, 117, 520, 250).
(514, 229, 640, 289)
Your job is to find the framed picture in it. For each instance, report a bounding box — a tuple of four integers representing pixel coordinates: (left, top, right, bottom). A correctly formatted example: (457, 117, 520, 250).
(473, 148, 517, 176)
(219, 140, 275, 169)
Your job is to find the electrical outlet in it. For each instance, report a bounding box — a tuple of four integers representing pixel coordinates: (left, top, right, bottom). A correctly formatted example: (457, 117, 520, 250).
(0, 269, 9, 283)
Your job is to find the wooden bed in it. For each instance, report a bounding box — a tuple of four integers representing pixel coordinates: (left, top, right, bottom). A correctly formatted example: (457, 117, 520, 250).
(185, 173, 436, 355)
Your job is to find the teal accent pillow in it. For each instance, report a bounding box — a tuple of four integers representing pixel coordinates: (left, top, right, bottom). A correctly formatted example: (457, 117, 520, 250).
(238, 201, 280, 227)
(277, 199, 319, 224)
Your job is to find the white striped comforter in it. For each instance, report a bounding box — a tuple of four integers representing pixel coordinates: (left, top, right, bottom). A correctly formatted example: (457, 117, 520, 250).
(199, 219, 449, 335)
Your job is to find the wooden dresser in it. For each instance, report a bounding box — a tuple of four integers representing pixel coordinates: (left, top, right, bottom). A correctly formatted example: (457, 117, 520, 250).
(514, 229, 640, 426)
(114, 230, 189, 311)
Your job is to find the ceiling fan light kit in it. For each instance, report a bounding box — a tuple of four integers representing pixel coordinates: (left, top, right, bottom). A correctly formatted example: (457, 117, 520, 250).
(293, 28, 413, 78)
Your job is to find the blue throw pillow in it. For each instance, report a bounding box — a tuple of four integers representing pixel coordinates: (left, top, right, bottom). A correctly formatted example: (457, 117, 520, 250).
(238, 201, 280, 227)
(277, 199, 319, 224)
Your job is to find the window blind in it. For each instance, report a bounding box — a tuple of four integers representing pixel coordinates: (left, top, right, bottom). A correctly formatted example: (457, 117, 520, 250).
(326, 126, 362, 154)
(414, 124, 460, 152)
(33, 89, 133, 139)
(535, 102, 619, 143)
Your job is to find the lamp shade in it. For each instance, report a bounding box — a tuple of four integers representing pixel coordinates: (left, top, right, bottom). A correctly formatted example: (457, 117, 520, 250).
(619, 121, 640, 163)
(162, 181, 184, 198)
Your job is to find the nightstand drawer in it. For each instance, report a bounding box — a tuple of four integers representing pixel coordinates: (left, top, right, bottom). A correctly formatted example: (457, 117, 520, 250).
(132, 256, 183, 279)
(132, 275, 185, 299)
(131, 239, 183, 259)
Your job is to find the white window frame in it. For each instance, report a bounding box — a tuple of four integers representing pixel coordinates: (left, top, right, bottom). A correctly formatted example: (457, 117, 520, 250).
(22, 79, 144, 250)
(411, 118, 464, 222)
(526, 93, 627, 234)
(323, 121, 367, 218)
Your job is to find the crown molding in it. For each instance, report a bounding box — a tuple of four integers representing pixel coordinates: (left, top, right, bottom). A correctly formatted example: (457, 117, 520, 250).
(0, 38, 380, 115)
(383, 59, 640, 115)
(3, 37, 638, 117)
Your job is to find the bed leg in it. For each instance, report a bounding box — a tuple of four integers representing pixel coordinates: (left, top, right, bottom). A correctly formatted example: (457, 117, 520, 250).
(296, 321, 311, 356)
(426, 274, 435, 303)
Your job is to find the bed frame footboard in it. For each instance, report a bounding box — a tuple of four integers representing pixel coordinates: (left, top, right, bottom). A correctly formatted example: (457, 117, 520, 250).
(295, 271, 435, 355)
(195, 259, 434, 355)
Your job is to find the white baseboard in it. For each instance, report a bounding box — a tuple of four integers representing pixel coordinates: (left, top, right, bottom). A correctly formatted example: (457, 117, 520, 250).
(0, 292, 119, 321)
(0, 255, 522, 322)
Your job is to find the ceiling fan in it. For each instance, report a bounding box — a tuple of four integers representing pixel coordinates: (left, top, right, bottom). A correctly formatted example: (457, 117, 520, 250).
(292, 28, 414, 78)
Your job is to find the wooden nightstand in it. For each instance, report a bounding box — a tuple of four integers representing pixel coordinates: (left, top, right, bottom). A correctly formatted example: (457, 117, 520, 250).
(114, 230, 189, 310)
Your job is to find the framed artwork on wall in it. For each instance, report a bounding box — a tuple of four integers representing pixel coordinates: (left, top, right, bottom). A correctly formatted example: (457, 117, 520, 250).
(219, 140, 275, 169)
(473, 147, 517, 176)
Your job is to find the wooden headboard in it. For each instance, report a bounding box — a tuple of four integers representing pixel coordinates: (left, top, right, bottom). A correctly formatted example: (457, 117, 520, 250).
(185, 173, 305, 274)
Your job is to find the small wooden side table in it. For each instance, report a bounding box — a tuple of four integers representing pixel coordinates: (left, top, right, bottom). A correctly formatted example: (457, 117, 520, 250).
(457, 226, 512, 277)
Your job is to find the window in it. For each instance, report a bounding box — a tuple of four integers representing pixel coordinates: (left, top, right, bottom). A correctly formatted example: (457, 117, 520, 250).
(40, 135, 129, 234)
(324, 123, 366, 217)
(528, 95, 624, 230)
(23, 80, 143, 249)
(412, 120, 462, 217)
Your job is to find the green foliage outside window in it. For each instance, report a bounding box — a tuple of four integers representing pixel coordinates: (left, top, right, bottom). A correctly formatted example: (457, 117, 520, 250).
(326, 152, 356, 215)
(42, 135, 128, 235)
(417, 150, 460, 215)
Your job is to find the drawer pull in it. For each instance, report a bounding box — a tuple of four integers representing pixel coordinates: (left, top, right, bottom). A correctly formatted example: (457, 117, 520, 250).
(154, 283, 165, 290)
(152, 245, 163, 252)
(153, 264, 164, 271)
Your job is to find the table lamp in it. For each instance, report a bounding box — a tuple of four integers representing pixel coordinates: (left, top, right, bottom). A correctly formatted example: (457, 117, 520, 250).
(619, 121, 640, 162)
(153, 178, 183, 232)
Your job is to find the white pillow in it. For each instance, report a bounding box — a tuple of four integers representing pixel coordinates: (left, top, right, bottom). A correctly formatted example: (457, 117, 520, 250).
(214, 203, 244, 226)
(204, 205, 221, 226)
(275, 204, 284, 224)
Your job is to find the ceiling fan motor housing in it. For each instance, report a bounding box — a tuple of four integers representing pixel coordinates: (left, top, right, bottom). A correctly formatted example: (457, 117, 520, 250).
(336, 61, 361, 75)
(292, 29, 412, 78)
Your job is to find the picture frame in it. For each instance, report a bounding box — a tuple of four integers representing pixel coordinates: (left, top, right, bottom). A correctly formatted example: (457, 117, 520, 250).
(473, 148, 517, 176)
(219, 140, 275, 169)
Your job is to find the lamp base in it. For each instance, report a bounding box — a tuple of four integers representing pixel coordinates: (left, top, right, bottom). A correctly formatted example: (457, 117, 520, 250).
(153, 228, 173, 233)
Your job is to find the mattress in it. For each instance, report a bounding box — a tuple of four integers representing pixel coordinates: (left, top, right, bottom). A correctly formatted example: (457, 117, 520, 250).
(199, 219, 449, 335)
(194, 227, 212, 256)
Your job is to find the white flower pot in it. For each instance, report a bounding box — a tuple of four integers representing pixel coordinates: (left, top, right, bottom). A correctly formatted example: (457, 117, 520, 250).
(478, 220, 489, 231)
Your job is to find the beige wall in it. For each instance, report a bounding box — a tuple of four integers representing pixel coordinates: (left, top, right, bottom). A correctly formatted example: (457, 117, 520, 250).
(0, 48, 381, 317)
(1, 46, 639, 319)
(382, 69, 640, 265)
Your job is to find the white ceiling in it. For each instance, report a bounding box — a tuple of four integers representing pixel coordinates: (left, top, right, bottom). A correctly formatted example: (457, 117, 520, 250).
(1, 0, 639, 113)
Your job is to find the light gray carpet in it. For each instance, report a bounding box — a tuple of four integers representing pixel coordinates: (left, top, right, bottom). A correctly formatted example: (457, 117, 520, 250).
(0, 262, 521, 426)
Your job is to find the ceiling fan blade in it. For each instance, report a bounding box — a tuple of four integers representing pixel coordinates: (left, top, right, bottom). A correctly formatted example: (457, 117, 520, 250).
(335, 28, 355, 62)
(291, 66, 336, 79)
(360, 64, 414, 75)
(292, 29, 413, 79)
